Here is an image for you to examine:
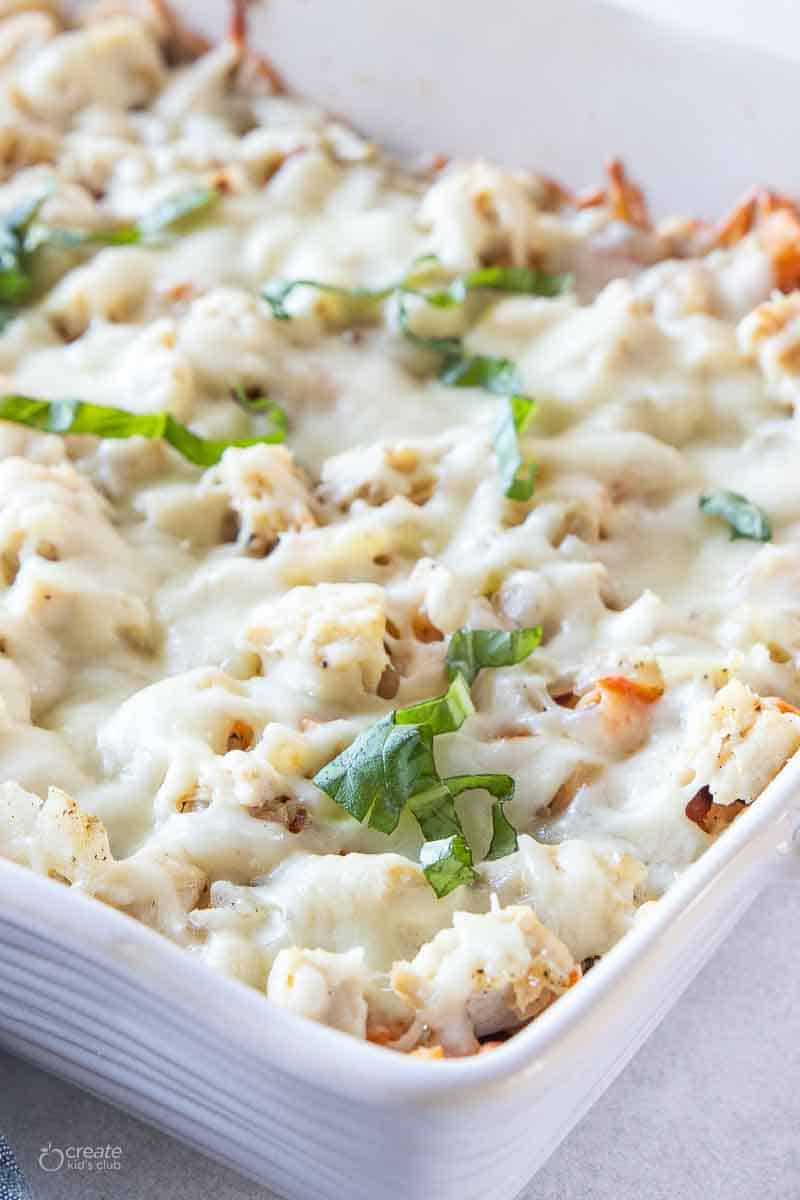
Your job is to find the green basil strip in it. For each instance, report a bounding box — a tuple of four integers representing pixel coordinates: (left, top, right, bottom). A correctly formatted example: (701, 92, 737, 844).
(230, 385, 288, 431)
(262, 256, 568, 361)
(263, 278, 395, 322)
(0, 193, 49, 323)
(314, 678, 528, 891)
(32, 187, 219, 253)
(420, 833, 477, 898)
(435, 355, 538, 499)
(439, 353, 521, 394)
(698, 490, 772, 542)
(446, 626, 542, 686)
(486, 800, 520, 860)
(407, 781, 464, 841)
(314, 716, 439, 835)
(425, 265, 570, 309)
(263, 257, 569, 322)
(315, 675, 474, 835)
(411, 774, 519, 865)
(2, 192, 49, 240)
(453, 264, 570, 300)
(263, 255, 444, 322)
(442, 773, 519, 861)
(394, 673, 474, 735)
(0, 188, 219, 329)
(443, 773, 514, 801)
(35, 225, 142, 251)
(135, 186, 219, 239)
(494, 394, 537, 501)
(263, 259, 547, 502)
(0, 395, 286, 466)
(394, 288, 464, 356)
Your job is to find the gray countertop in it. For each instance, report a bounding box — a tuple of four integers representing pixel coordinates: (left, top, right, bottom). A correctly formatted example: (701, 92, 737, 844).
(2, 881, 799, 1199)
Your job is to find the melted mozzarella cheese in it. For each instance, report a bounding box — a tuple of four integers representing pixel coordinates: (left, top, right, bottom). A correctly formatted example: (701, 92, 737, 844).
(0, 8, 797, 1057)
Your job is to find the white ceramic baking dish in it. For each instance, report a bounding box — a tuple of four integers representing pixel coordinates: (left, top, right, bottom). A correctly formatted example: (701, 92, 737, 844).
(2, 2, 800, 1197)
(0, 755, 798, 1200)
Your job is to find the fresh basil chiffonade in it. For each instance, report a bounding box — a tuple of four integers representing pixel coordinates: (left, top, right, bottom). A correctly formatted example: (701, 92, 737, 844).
(313, 629, 540, 895)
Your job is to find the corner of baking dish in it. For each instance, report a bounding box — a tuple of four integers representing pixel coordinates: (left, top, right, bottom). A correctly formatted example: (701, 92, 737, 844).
(2, 751, 799, 1104)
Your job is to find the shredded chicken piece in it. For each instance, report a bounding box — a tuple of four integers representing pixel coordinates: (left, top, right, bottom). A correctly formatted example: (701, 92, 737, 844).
(390, 904, 580, 1057)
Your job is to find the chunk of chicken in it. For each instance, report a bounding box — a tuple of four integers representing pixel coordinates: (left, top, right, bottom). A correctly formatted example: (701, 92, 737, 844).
(267, 946, 372, 1038)
(683, 678, 800, 810)
(244, 583, 390, 702)
(319, 439, 444, 511)
(201, 443, 317, 557)
(16, 17, 164, 121)
(391, 903, 580, 1056)
(419, 162, 539, 268)
(26, 787, 206, 942)
(739, 291, 800, 409)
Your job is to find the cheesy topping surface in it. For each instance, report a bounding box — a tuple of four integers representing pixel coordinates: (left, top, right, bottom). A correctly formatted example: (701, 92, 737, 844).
(1, 3, 799, 1056)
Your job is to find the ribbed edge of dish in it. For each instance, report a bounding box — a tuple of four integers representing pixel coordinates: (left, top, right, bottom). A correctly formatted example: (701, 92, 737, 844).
(0, 749, 798, 1107)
